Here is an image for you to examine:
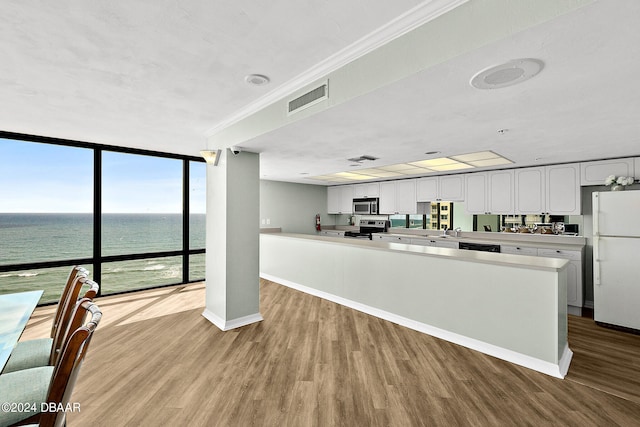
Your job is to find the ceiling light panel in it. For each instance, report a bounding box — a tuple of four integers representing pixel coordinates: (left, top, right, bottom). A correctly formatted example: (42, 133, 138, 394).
(308, 150, 512, 184)
(409, 157, 460, 168)
(396, 167, 433, 175)
(451, 151, 500, 162)
(428, 163, 474, 171)
(378, 164, 421, 172)
(467, 157, 513, 167)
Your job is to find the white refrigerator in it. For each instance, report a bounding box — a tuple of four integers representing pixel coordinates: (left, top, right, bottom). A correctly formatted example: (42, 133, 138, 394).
(593, 190, 640, 331)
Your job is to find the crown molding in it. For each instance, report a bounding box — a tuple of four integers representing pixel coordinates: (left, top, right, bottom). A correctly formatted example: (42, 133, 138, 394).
(206, 0, 469, 137)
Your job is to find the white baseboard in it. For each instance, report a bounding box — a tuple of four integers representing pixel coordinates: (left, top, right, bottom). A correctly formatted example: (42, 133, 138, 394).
(202, 309, 263, 331)
(261, 272, 570, 379)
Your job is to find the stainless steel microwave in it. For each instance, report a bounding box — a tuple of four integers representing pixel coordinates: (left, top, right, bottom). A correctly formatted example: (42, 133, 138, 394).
(353, 198, 379, 215)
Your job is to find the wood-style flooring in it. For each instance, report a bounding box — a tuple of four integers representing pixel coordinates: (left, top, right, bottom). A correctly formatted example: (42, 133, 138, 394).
(20, 279, 640, 426)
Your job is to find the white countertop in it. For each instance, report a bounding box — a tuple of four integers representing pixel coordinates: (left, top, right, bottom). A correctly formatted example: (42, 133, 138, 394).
(268, 232, 569, 272)
(377, 231, 585, 250)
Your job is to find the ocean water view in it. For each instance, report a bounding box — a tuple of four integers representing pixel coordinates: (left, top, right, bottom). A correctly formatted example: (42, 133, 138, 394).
(0, 213, 206, 303)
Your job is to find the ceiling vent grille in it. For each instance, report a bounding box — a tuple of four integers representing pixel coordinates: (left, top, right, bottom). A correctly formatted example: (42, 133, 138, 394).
(288, 81, 329, 115)
(347, 155, 379, 163)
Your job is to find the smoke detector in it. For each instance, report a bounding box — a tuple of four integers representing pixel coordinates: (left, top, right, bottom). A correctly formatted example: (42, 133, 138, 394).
(470, 59, 544, 90)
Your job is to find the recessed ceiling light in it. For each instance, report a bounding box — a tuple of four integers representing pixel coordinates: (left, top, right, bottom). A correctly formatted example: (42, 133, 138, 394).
(245, 74, 270, 86)
(470, 58, 544, 90)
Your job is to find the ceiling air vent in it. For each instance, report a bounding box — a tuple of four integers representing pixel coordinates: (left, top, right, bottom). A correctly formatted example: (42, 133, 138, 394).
(288, 81, 328, 115)
(347, 155, 379, 163)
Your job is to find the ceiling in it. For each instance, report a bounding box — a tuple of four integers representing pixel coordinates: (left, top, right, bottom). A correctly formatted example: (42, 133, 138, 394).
(2, 1, 640, 185)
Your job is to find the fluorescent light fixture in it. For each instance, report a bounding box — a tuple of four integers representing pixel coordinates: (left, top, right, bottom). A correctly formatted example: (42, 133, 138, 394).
(409, 157, 460, 168)
(467, 157, 513, 167)
(396, 167, 433, 175)
(200, 149, 221, 165)
(428, 163, 474, 171)
(450, 151, 499, 162)
(450, 150, 512, 167)
(307, 150, 512, 183)
(378, 164, 420, 172)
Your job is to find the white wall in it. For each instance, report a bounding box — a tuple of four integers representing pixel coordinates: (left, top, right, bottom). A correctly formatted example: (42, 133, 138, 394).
(260, 180, 331, 233)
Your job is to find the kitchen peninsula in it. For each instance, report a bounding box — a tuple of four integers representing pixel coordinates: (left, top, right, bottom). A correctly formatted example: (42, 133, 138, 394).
(260, 232, 572, 378)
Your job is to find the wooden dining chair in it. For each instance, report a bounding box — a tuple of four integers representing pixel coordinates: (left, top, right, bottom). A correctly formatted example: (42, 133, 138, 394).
(1, 270, 98, 374)
(50, 266, 89, 338)
(0, 299, 102, 427)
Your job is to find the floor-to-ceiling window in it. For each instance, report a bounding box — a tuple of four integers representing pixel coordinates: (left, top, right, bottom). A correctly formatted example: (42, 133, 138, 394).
(0, 132, 206, 303)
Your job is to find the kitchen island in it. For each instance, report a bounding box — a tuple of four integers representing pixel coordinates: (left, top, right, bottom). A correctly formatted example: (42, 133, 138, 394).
(260, 233, 572, 378)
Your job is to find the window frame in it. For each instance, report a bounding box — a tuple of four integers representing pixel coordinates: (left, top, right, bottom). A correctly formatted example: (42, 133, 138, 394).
(0, 131, 206, 302)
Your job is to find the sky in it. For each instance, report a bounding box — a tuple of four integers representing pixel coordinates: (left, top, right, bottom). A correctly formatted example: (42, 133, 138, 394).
(0, 137, 206, 213)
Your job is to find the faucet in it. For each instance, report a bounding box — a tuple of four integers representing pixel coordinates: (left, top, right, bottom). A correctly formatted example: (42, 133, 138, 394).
(441, 226, 448, 236)
(454, 227, 461, 238)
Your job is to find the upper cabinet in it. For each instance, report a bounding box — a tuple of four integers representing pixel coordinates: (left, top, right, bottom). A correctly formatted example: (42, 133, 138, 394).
(464, 170, 513, 214)
(515, 164, 581, 215)
(416, 175, 464, 202)
(515, 167, 545, 214)
(327, 185, 354, 214)
(546, 163, 581, 215)
(353, 182, 380, 198)
(464, 173, 487, 214)
(379, 179, 417, 214)
(488, 170, 514, 214)
(580, 158, 635, 186)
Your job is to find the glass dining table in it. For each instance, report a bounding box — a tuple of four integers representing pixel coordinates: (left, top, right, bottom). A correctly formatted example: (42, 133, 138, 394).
(0, 290, 43, 372)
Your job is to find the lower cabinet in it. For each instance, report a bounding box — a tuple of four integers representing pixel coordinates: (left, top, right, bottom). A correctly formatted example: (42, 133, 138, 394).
(537, 248, 583, 311)
(408, 238, 458, 248)
(373, 234, 412, 243)
(502, 244, 583, 314)
(319, 230, 345, 237)
(434, 240, 459, 249)
(500, 245, 539, 256)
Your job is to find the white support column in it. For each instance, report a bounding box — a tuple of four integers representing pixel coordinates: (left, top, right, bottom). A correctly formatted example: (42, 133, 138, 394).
(202, 148, 262, 330)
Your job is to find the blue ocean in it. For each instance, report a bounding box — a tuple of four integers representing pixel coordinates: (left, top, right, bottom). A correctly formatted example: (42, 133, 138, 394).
(0, 213, 206, 302)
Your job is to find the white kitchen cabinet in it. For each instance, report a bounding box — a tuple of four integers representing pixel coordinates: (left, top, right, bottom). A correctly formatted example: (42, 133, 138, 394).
(500, 244, 539, 256)
(635, 157, 640, 180)
(538, 248, 582, 311)
(327, 185, 354, 214)
(515, 167, 545, 214)
(416, 177, 438, 202)
(416, 175, 464, 202)
(379, 181, 396, 214)
(373, 234, 411, 243)
(488, 170, 514, 214)
(464, 173, 488, 214)
(320, 230, 345, 237)
(409, 237, 434, 246)
(434, 240, 459, 249)
(439, 175, 465, 201)
(408, 237, 457, 248)
(546, 163, 581, 215)
(464, 171, 513, 214)
(580, 158, 634, 186)
(379, 180, 416, 214)
(354, 182, 380, 198)
(514, 164, 581, 215)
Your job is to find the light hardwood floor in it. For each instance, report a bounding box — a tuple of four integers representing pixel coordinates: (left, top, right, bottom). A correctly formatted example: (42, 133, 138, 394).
(20, 279, 640, 426)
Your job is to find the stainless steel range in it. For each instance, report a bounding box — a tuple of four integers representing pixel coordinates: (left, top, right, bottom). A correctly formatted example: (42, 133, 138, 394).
(344, 219, 388, 240)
